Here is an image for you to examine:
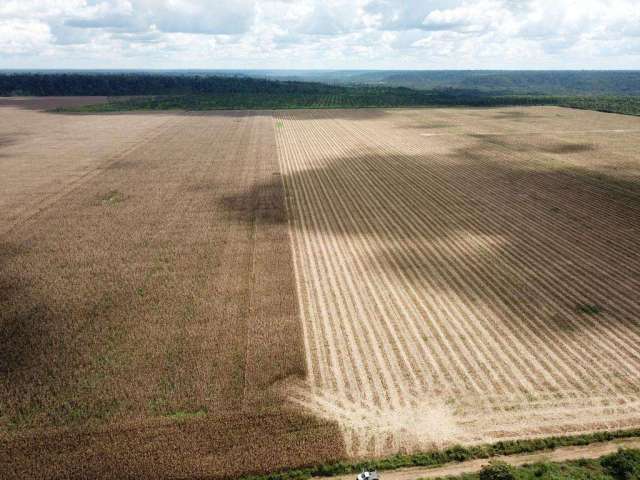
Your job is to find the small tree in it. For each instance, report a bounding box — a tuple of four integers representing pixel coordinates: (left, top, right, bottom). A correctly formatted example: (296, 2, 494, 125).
(479, 461, 516, 480)
(601, 448, 640, 480)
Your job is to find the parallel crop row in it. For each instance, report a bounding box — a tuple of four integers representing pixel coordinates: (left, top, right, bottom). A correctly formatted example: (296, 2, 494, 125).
(274, 107, 640, 457)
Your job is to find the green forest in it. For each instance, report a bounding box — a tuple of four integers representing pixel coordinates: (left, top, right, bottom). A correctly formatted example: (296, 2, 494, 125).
(270, 70, 640, 96)
(1, 73, 639, 116)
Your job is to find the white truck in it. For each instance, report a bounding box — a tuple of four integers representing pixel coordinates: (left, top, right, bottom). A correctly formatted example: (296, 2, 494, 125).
(356, 470, 379, 480)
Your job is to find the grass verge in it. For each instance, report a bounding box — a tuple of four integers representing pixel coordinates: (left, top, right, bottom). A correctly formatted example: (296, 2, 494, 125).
(239, 429, 640, 480)
(442, 447, 640, 479)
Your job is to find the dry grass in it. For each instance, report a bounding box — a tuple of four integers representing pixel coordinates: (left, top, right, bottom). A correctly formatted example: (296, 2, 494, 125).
(2, 103, 640, 479)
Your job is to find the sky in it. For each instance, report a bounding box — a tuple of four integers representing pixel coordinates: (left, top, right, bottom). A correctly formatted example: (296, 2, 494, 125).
(1, 0, 639, 70)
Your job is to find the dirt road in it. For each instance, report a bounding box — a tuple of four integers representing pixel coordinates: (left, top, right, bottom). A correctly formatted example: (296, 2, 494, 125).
(328, 438, 640, 480)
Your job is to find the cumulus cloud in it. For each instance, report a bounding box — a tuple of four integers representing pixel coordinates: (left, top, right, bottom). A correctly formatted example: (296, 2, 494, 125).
(143, 0, 256, 35)
(61, 0, 256, 34)
(0, 19, 52, 55)
(0, 0, 639, 69)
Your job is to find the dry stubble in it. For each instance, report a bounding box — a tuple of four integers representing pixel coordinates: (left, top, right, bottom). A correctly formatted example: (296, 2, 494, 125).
(275, 107, 640, 458)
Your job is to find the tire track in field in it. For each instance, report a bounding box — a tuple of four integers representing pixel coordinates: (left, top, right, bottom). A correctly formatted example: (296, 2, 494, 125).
(274, 108, 640, 457)
(296, 116, 560, 398)
(282, 109, 616, 442)
(285, 115, 529, 398)
(278, 110, 492, 452)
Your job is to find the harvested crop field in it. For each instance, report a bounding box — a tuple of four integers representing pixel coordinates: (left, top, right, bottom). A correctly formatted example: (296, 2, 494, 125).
(277, 106, 640, 457)
(1, 102, 640, 479)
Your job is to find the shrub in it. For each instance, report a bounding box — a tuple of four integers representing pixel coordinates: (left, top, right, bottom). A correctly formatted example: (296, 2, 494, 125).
(446, 444, 473, 462)
(479, 461, 516, 480)
(532, 462, 553, 477)
(576, 303, 601, 315)
(601, 449, 640, 480)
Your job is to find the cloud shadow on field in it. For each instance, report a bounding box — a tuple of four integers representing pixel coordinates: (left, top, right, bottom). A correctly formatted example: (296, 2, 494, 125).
(219, 171, 290, 225)
(490, 110, 546, 120)
(544, 143, 595, 154)
(219, 139, 640, 340)
(0, 135, 18, 148)
(0, 241, 47, 379)
(468, 133, 596, 155)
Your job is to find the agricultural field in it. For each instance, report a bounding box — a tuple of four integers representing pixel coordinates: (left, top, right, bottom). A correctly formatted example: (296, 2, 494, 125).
(276, 106, 640, 458)
(1, 100, 640, 479)
(0, 99, 342, 479)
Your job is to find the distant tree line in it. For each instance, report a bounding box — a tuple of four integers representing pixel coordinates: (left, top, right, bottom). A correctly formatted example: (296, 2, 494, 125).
(0, 73, 550, 108)
(293, 70, 640, 96)
(3, 71, 640, 98)
(2, 73, 638, 117)
(0, 73, 346, 96)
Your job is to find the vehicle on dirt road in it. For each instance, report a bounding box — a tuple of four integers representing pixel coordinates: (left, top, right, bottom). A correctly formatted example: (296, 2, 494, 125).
(357, 470, 379, 480)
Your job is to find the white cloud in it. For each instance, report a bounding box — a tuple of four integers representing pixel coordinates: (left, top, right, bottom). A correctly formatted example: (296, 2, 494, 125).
(60, 0, 256, 34)
(143, 0, 256, 35)
(0, 0, 639, 69)
(0, 19, 52, 55)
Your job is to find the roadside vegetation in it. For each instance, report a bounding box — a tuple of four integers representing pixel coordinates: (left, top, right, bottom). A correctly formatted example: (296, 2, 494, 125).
(439, 448, 640, 480)
(238, 430, 640, 480)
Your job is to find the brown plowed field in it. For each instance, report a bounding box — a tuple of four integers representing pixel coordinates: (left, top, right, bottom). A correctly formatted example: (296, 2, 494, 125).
(1, 103, 640, 478)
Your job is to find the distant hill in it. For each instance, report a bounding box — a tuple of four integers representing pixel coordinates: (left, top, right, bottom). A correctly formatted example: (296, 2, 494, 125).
(3, 70, 640, 97)
(2, 72, 639, 117)
(259, 70, 640, 96)
(0, 73, 340, 96)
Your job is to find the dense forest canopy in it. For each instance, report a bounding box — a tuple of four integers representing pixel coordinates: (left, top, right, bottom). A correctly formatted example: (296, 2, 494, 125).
(262, 70, 640, 96)
(0, 73, 344, 96)
(1, 72, 639, 117)
(3, 71, 640, 97)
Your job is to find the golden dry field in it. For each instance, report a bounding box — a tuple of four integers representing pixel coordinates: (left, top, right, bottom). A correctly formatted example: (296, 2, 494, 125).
(1, 100, 640, 479)
(276, 107, 640, 457)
